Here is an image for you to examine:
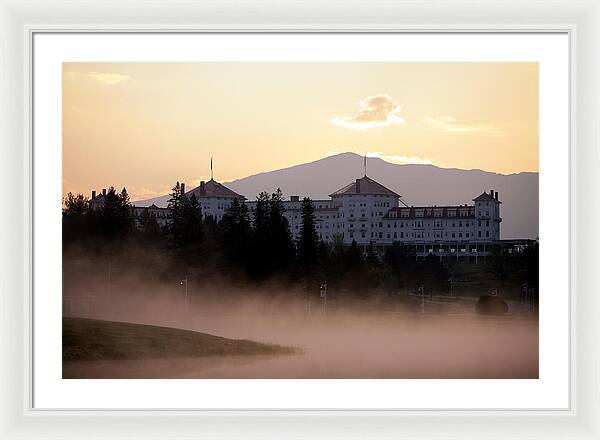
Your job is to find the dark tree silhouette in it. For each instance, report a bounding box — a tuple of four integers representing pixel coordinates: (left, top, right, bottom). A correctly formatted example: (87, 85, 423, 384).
(297, 197, 319, 271)
(139, 208, 161, 237)
(250, 191, 272, 277)
(180, 193, 203, 246)
(98, 187, 131, 238)
(63, 192, 89, 218)
(269, 188, 295, 271)
(220, 198, 252, 269)
(167, 182, 184, 247)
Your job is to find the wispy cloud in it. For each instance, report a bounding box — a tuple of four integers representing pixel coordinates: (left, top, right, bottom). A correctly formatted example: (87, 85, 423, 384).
(423, 116, 504, 136)
(129, 184, 173, 201)
(326, 150, 434, 165)
(365, 151, 434, 165)
(88, 71, 131, 85)
(331, 94, 405, 130)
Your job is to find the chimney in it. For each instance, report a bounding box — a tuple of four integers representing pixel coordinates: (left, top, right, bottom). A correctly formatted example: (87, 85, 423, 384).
(490, 189, 494, 198)
(495, 191, 499, 201)
(199, 181, 206, 196)
(356, 178, 361, 193)
(91, 190, 96, 199)
(102, 188, 106, 196)
(181, 183, 185, 195)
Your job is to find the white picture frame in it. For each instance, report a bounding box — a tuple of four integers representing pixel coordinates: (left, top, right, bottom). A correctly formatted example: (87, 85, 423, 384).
(1, 0, 598, 438)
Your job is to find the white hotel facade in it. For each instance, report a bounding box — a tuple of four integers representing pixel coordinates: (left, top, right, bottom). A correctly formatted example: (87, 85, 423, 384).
(94, 173, 508, 261)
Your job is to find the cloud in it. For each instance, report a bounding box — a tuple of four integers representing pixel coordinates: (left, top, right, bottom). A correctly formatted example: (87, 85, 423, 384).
(129, 184, 173, 201)
(326, 150, 434, 165)
(331, 94, 405, 130)
(88, 71, 131, 85)
(365, 151, 434, 165)
(423, 116, 504, 136)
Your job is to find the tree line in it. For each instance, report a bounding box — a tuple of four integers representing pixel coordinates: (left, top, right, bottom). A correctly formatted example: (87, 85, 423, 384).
(62, 183, 536, 300)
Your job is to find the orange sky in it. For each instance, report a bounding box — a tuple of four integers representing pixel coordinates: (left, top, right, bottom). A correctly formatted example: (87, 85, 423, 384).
(63, 62, 538, 201)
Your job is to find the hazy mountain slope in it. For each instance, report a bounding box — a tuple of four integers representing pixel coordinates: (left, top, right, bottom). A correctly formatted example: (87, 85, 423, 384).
(134, 152, 538, 239)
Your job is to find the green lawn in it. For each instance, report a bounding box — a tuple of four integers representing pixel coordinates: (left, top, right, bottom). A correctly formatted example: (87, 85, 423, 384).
(63, 317, 296, 361)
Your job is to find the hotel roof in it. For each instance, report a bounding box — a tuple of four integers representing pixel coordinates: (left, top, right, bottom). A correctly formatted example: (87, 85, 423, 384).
(329, 175, 401, 198)
(186, 178, 245, 199)
(473, 191, 501, 203)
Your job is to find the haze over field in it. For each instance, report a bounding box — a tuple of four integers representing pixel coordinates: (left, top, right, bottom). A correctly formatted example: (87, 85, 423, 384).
(63, 284, 539, 379)
(135, 152, 538, 239)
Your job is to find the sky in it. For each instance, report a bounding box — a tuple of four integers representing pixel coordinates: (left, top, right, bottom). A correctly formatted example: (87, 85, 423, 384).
(63, 62, 538, 201)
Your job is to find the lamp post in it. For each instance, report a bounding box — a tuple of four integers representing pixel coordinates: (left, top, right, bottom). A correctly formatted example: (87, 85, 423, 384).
(320, 282, 327, 315)
(180, 277, 188, 315)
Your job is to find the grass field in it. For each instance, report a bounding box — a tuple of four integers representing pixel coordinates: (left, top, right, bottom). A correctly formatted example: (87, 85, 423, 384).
(63, 317, 297, 361)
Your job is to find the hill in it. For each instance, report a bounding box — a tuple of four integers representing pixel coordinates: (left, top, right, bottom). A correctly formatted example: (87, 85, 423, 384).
(63, 318, 296, 361)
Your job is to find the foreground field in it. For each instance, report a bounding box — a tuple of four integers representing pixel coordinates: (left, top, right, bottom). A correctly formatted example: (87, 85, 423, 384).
(63, 312, 538, 379)
(63, 317, 296, 363)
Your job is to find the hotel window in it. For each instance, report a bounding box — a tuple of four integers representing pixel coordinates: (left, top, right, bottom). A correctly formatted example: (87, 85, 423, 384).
(486, 231, 490, 237)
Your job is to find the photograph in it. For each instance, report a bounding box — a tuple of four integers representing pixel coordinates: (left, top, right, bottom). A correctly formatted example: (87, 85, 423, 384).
(61, 61, 539, 379)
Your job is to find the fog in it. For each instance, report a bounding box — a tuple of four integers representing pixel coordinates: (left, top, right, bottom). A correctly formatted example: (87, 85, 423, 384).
(63, 266, 538, 379)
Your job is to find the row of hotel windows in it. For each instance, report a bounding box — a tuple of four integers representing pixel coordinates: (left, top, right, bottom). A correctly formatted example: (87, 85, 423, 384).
(345, 230, 492, 240)
(347, 202, 391, 208)
(291, 219, 492, 230)
(389, 209, 474, 218)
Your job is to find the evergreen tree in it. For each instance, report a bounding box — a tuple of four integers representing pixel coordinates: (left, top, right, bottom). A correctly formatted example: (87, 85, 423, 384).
(269, 188, 295, 271)
(365, 242, 381, 267)
(383, 242, 418, 290)
(250, 191, 272, 277)
(139, 208, 160, 237)
(180, 193, 203, 246)
(167, 182, 184, 246)
(346, 239, 363, 269)
(220, 198, 252, 268)
(98, 186, 131, 238)
(62, 192, 91, 242)
(62, 192, 89, 218)
(297, 197, 319, 271)
(249, 189, 294, 277)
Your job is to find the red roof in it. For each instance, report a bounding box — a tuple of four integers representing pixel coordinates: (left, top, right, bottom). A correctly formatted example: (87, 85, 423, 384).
(472, 191, 501, 203)
(186, 178, 245, 199)
(329, 176, 401, 198)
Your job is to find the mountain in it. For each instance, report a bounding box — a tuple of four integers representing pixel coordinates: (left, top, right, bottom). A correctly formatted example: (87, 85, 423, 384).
(134, 152, 538, 239)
